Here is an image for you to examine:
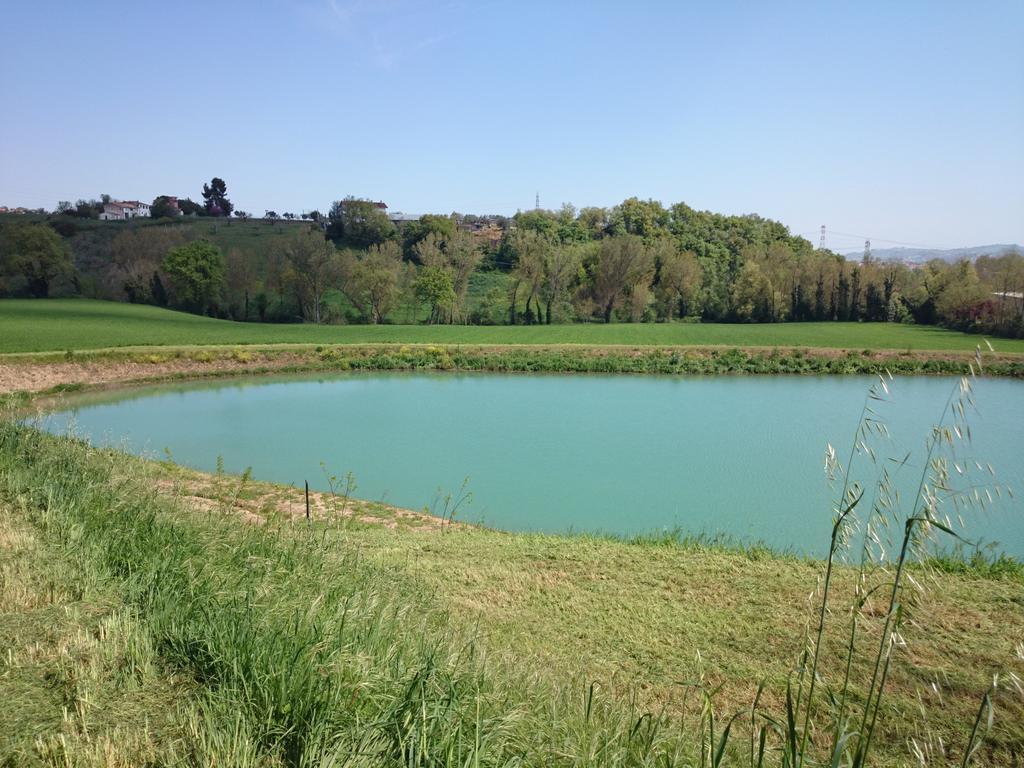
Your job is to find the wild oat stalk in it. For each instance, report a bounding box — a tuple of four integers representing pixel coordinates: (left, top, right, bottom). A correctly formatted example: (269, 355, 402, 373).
(791, 374, 890, 766)
(779, 348, 1007, 768)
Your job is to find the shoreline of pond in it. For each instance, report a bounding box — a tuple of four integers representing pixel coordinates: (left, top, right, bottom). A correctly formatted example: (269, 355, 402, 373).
(2, 342, 1022, 400)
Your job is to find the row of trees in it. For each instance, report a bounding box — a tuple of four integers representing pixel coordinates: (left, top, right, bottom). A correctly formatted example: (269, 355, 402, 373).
(3, 195, 1022, 337)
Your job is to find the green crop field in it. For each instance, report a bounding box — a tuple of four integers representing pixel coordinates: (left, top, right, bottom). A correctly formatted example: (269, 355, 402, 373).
(3, 298, 1023, 355)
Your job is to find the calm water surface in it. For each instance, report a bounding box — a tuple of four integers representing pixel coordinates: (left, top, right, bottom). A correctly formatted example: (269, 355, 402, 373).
(41, 374, 1024, 558)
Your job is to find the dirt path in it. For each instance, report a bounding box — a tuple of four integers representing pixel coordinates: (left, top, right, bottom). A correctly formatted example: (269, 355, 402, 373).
(0, 354, 304, 395)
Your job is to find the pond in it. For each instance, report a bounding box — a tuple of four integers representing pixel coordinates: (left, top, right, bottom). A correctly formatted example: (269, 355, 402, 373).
(40, 373, 1024, 558)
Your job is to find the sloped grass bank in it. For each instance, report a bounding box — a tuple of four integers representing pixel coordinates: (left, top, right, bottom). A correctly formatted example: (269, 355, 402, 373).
(0, 495, 193, 765)
(1, 422, 1022, 766)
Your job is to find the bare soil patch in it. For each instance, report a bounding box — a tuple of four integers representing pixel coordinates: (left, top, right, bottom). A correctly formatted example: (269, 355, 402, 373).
(0, 354, 309, 395)
(152, 467, 454, 532)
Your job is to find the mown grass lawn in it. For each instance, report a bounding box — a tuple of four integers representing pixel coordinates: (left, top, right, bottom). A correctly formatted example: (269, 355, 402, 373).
(3, 298, 1023, 354)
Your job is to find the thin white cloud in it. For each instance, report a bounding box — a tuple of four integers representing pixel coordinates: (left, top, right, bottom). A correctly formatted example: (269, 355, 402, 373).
(297, 0, 460, 70)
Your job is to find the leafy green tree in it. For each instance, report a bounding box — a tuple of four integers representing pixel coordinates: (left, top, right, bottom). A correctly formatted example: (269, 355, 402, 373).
(161, 240, 225, 314)
(0, 223, 73, 297)
(731, 260, 771, 321)
(653, 243, 702, 320)
(414, 232, 481, 323)
(588, 235, 655, 322)
(414, 265, 456, 324)
(608, 198, 669, 239)
(930, 260, 987, 328)
(339, 241, 406, 323)
(282, 229, 340, 324)
(327, 198, 396, 247)
(576, 207, 609, 239)
(507, 230, 549, 324)
(542, 243, 585, 323)
(201, 177, 233, 217)
(512, 208, 559, 240)
(402, 214, 456, 258)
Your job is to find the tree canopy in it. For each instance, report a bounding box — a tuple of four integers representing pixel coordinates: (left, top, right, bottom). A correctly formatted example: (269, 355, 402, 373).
(161, 240, 225, 314)
(201, 177, 233, 218)
(327, 198, 396, 248)
(0, 223, 73, 298)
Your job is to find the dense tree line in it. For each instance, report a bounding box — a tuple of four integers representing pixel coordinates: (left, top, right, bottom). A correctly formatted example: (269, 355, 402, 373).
(2, 196, 1022, 338)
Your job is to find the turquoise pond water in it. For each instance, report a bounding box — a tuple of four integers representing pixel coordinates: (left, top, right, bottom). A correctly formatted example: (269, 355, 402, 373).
(40, 373, 1024, 558)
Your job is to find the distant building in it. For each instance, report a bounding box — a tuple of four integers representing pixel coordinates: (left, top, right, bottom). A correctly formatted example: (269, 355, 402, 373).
(457, 218, 504, 247)
(388, 211, 420, 225)
(99, 200, 151, 220)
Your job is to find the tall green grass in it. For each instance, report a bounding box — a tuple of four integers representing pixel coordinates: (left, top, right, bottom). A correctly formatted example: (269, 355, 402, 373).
(1, 422, 712, 766)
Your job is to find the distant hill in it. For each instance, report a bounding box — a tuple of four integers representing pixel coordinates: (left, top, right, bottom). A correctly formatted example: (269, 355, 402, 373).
(842, 243, 1023, 264)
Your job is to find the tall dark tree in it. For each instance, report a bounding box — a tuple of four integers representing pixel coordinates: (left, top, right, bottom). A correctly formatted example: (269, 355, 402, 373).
(151, 195, 180, 219)
(201, 177, 234, 217)
(814, 272, 827, 321)
(836, 268, 850, 321)
(0, 223, 73, 298)
(865, 282, 885, 321)
(849, 265, 862, 321)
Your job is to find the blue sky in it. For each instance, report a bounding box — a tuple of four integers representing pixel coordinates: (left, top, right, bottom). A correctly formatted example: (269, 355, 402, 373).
(1, 0, 1021, 249)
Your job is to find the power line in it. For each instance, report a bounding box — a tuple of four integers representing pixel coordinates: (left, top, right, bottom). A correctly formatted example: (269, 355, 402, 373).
(827, 230, 948, 250)
(797, 228, 950, 251)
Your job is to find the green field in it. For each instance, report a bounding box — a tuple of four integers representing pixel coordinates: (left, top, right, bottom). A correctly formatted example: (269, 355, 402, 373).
(4, 298, 1023, 354)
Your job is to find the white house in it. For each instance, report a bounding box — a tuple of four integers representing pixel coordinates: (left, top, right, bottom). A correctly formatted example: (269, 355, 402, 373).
(99, 200, 151, 220)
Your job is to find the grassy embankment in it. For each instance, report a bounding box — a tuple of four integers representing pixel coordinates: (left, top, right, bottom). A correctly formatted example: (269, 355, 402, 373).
(2, 409, 1023, 765)
(5, 299, 1024, 355)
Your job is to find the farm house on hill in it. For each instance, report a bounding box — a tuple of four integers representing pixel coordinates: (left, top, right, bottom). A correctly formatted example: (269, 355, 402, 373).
(99, 200, 151, 220)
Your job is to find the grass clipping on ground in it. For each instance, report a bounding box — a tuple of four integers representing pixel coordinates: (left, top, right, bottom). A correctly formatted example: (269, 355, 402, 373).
(1, 375, 1023, 766)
